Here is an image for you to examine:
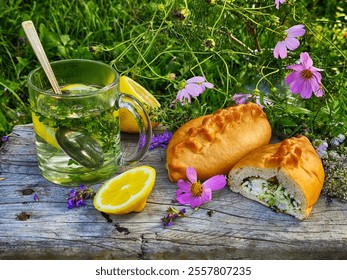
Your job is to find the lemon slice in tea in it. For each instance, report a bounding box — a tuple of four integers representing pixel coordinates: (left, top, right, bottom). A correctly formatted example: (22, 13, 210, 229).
(32, 113, 60, 149)
(61, 83, 99, 94)
(31, 84, 99, 149)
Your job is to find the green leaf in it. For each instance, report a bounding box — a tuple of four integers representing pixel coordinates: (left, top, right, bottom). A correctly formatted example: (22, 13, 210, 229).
(16, 57, 29, 67)
(286, 106, 312, 115)
(0, 110, 8, 133)
(279, 118, 297, 127)
(57, 45, 67, 58)
(60, 35, 71, 46)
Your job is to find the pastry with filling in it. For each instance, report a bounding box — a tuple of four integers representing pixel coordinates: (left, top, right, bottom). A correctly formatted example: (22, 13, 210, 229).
(228, 135, 325, 220)
(166, 103, 272, 182)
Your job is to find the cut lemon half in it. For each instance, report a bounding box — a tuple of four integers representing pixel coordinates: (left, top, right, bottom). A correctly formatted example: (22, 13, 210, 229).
(93, 165, 156, 214)
(119, 76, 160, 133)
(32, 113, 60, 149)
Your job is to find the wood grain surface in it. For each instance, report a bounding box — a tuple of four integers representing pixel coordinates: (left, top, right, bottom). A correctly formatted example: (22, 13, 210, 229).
(0, 124, 346, 260)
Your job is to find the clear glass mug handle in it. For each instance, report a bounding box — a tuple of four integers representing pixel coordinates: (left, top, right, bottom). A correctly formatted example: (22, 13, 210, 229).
(118, 93, 152, 164)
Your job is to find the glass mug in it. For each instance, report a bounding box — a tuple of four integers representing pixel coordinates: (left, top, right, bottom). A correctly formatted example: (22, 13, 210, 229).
(28, 59, 152, 186)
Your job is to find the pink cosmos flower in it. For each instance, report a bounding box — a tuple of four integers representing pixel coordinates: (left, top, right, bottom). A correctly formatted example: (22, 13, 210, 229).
(176, 167, 226, 208)
(274, 24, 306, 59)
(285, 52, 324, 99)
(274, 0, 286, 9)
(176, 76, 214, 104)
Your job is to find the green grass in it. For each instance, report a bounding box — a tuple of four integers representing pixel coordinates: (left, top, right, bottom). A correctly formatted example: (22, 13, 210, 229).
(0, 0, 346, 140)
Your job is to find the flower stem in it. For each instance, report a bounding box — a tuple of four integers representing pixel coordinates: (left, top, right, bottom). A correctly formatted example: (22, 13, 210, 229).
(255, 67, 280, 91)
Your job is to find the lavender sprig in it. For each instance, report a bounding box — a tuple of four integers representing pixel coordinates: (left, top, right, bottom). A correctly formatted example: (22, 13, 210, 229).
(149, 131, 172, 150)
(161, 207, 186, 227)
(67, 184, 95, 209)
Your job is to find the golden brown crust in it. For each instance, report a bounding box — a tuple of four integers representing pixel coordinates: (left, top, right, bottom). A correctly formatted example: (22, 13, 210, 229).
(230, 135, 325, 214)
(166, 103, 272, 181)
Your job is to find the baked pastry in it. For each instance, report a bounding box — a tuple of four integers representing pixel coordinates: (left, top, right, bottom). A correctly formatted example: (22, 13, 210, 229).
(228, 135, 325, 220)
(166, 103, 272, 181)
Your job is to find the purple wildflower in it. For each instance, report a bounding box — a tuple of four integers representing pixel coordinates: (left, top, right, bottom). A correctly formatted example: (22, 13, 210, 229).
(232, 93, 273, 108)
(330, 134, 346, 147)
(274, 24, 305, 59)
(274, 0, 286, 9)
(161, 207, 186, 227)
(176, 167, 226, 208)
(316, 141, 328, 158)
(285, 52, 324, 98)
(232, 93, 252, 104)
(67, 184, 95, 209)
(33, 193, 39, 202)
(149, 131, 173, 150)
(337, 134, 346, 143)
(2, 135, 8, 142)
(176, 76, 214, 104)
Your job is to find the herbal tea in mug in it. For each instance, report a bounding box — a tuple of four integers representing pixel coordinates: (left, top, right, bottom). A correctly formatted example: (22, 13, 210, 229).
(28, 59, 152, 186)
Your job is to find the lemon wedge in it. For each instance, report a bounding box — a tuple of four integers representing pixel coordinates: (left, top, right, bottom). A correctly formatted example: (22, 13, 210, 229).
(119, 76, 160, 133)
(32, 113, 60, 149)
(93, 165, 156, 214)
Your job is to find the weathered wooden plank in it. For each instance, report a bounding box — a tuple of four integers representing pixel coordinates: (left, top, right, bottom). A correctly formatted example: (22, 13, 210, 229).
(1, 124, 347, 259)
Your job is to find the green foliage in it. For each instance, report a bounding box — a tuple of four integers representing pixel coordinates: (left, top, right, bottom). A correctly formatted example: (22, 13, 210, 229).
(0, 0, 346, 141)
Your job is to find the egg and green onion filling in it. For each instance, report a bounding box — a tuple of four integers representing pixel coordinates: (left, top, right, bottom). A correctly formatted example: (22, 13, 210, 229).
(241, 177, 301, 213)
